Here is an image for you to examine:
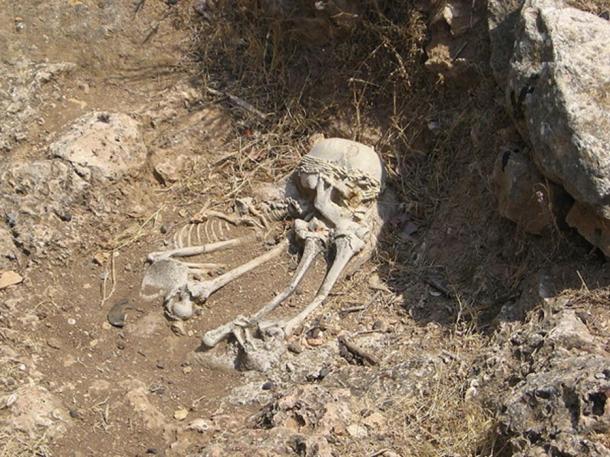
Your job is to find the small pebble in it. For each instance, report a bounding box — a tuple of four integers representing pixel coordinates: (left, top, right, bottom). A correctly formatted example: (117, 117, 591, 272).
(174, 408, 188, 420)
(187, 418, 210, 433)
(146, 448, 158, 455)
(372, 320, 387, 332)
(67, 318, 76, 325)
(287, 342, 303, 354)
(182, 366, 192, 374)
(116, 341, 126, 350)
(171, 321, 187, 336)
(306, 337, 324, 347)
(47, 337, 62, 350)
(261, 380, 276, 390)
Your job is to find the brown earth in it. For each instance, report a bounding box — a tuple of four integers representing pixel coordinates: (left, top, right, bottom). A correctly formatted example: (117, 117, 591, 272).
(1, 1, 609, 457)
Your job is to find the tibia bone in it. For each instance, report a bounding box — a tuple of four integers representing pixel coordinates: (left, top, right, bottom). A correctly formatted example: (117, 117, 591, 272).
(282, 234, 363, 337)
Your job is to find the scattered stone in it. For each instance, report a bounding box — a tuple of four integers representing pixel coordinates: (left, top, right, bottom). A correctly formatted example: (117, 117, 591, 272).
(107, 299, 131, 328)
(152, 153, 189, 185)
(547, 310, 597, 351)
(187, 418, 210, 433)
(46, 337, 62, 350)
(347, 423, 368, 439)
(362, 411, 386, 430)
(372, 320, 388, 332)
(93, 252, 109, 266)
(261, 381, 276, 391)
(287, 341, 303, 354)
(492, 148, 559, 234)
(174, 408, 188, 421)
(306, 336, 324, 347)
(0, 270, 23, 289)
(171, 321, 187, 336)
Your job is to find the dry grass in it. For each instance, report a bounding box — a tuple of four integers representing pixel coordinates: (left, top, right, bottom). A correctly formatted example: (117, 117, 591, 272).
(567, 0, 610, 13)
(189, 0, 478, 222)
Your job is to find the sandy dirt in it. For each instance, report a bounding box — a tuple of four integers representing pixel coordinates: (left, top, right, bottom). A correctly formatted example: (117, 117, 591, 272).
(1, 1, 609, 457)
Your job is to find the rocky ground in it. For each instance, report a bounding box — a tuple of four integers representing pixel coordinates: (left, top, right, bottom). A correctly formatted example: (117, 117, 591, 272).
(1, 0, 609, 456)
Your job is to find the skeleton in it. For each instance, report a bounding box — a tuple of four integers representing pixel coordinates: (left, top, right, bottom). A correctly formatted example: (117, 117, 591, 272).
(142, 137, 387, 370)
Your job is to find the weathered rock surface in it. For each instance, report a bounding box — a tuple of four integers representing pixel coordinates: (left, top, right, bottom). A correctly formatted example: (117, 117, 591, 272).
(506, 0, 610, 216)
(197, 385, 353, 457)
(0, 60, 75, 151)
(487, 0, 524, 88)
(566, 202, 610, 256)
(50, 112, 146, 180)
(0, 227, 19, 270)
(500, 353, 610, 457)
(479, 307, 610, 456)
(0, 159, 89, 259)
(0, 384, 70, 440)
(493, 147, 554, 234)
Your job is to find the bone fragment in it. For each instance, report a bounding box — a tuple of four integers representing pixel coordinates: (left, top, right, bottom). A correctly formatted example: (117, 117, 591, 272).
(252, 237, 322, 320)
(166, 240, 287, 320)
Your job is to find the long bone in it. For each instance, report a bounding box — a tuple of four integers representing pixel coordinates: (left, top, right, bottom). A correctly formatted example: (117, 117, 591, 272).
(165, 239, 288, 319)
(254, 175, 367, 337)
(280, 233, 364, 336)
(148, 235, 257, 263)
(202, 231, 324, 347)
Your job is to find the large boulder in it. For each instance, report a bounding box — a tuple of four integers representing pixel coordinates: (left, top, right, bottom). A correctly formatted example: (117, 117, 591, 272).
(487, 0, 524, 88)
(504, 0, 610, 217)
